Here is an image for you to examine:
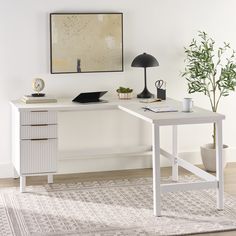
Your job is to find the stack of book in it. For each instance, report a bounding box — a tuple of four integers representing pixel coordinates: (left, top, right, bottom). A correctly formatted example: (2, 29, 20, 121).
(21, 95, 57, 104)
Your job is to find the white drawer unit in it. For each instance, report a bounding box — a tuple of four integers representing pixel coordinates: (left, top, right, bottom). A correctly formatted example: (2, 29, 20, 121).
(20, 124, 57, 140)
(11, 106, 58, 192)
(20, 139, 57, 174)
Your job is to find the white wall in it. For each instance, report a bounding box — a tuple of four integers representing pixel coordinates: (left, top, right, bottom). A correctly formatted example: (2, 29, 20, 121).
(1, 0, 236, 177)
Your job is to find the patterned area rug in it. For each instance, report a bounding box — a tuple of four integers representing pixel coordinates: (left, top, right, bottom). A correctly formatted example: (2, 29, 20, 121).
(1, 176, 236, 236)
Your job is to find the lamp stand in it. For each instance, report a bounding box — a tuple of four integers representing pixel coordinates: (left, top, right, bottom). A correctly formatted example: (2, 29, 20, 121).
(137, 67, 154, 98)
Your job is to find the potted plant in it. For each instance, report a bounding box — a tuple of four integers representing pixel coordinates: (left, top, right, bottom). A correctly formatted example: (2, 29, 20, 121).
(182, 31, 236, 171)
(116, 87, 133, 99)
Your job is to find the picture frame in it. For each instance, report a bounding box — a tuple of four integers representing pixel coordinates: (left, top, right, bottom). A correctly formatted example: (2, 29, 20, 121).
(50, 13, 123, 74)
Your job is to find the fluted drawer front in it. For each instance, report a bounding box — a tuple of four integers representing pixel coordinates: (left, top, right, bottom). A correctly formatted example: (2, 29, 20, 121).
(20, 111, 57, 125)
(21, 125, 57, 139)
(20, 139, 57, 174)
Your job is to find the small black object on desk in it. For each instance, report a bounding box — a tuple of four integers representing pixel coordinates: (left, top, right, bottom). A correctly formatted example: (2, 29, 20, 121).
(31, 93, 45, 97)
(72, 91, 107, 103)
(155, 80, 166, 100)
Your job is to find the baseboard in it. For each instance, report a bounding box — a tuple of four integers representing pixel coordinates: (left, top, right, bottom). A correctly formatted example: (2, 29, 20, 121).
(1, 147, 236, 178)
(178, 147, 236, 165)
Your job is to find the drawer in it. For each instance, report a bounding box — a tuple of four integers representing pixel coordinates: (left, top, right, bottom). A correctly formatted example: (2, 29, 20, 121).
(20, 111, 57, 125)
(20, 139, 57, 174)
(21, 124, 57, 139)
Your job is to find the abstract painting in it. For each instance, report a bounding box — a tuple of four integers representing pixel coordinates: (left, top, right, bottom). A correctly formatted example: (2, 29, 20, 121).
(50, 13, 123, 73)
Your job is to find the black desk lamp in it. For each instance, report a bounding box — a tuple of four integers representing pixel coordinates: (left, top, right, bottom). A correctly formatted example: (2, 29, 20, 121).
(131, 53, 159, 98)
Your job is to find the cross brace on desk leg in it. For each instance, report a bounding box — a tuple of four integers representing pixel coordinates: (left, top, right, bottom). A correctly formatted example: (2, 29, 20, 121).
(152, 123, 161, 216)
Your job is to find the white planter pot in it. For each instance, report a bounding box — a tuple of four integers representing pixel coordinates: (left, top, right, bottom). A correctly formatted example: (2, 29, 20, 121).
(117, 92, 132, 100)
(200, 143, 228, 172)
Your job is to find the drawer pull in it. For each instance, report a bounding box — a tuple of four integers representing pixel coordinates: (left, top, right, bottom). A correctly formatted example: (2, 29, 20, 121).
(30, 124, 49, 127)
(30, 110, 48, 113)
(31, 138, 49, 141)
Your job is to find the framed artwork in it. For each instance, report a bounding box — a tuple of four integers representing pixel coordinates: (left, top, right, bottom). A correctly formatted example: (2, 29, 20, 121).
(50, 13, 123, 74)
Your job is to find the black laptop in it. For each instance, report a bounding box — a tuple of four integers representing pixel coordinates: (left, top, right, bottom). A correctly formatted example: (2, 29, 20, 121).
(72, 91, 108, 103)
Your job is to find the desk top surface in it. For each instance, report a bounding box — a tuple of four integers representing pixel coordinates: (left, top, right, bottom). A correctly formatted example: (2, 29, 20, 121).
(118, 99, 225, 125)
(10, 97, 225, 125)
(11, 97, 128, 111)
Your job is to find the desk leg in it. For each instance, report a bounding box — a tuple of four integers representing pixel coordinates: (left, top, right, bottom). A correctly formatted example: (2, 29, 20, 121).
(172, 125, 178, 182)
(152, 124, 161, 216)
(48, 174, 53, 184)
(20, 176, 26, 193)
(216, 120, 224, 210)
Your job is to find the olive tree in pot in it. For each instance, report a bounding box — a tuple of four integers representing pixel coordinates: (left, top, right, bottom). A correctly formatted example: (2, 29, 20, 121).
(182, 31, 236, 172)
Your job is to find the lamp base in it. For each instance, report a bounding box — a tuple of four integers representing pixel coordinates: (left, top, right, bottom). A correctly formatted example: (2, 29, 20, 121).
(137, 88, 154, 98)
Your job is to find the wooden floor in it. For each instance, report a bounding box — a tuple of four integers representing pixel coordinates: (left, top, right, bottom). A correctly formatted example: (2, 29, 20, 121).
(0, 163, 236, 236)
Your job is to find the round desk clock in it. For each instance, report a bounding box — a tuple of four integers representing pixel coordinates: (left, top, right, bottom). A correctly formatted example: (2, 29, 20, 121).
(32, 78, 45, 97)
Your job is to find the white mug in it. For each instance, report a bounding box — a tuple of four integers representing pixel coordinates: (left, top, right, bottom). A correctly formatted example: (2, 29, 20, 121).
(183, 98, 193, 112)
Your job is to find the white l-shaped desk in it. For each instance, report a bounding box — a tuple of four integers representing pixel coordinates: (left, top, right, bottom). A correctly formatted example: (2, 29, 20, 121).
(11, 97, 225, 216)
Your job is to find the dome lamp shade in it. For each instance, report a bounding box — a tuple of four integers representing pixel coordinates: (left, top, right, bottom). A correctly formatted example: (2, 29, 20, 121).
(131, 53, 159, 98)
